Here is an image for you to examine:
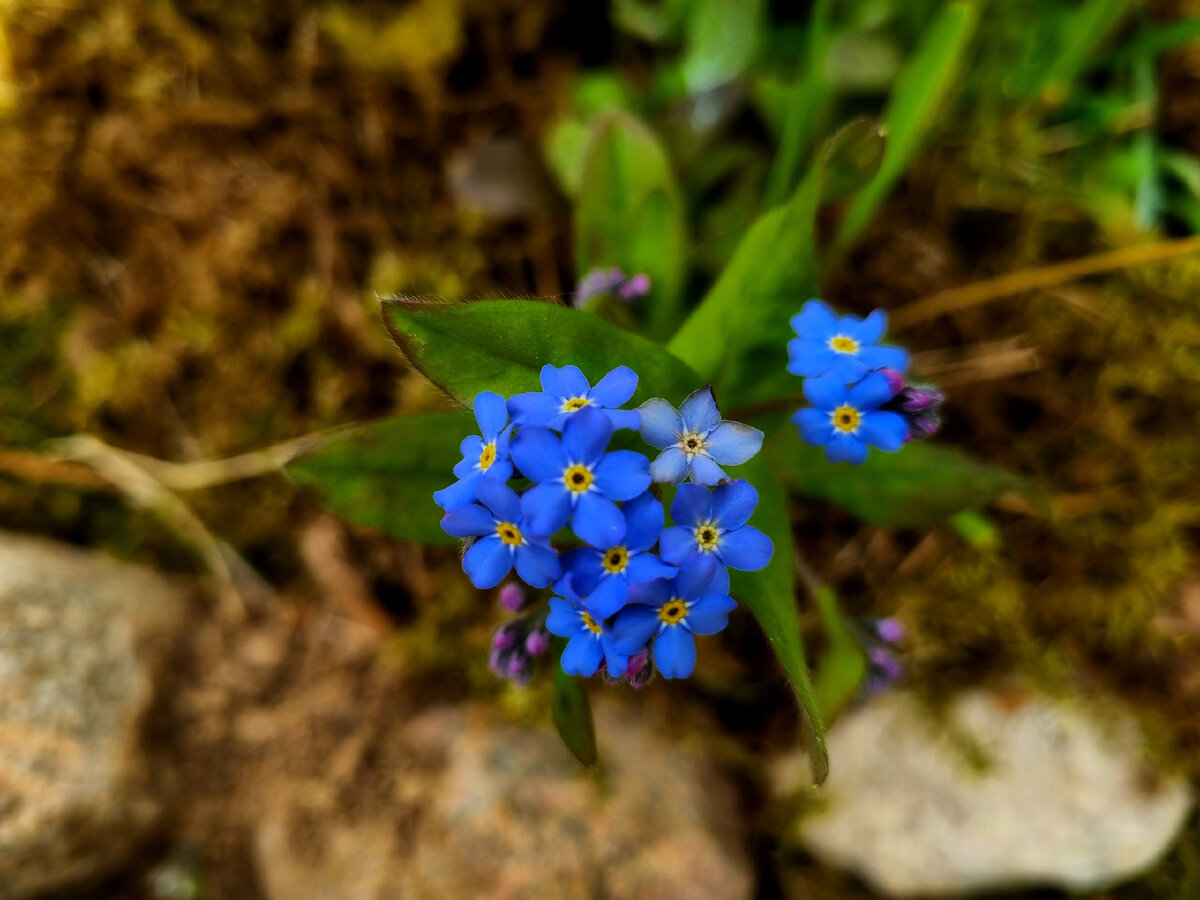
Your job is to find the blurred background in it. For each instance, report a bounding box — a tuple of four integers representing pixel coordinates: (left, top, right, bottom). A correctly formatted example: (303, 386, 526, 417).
(1, 0, 1200, 898)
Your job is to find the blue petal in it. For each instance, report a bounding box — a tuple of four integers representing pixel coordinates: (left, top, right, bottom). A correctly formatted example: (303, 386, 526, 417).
(858, 410, 908, 451)
(474, 392, 508, 440)
(858, 344, 910, 373)
(541, 364, 590, 398)
(786, 338, 836, 377)
(511, 427, 566, 481)
(561, 547, 605, 595)
(592, 450, 650, 501)
(476, 478, 522, 522)
(561, 633, 603, 676)
(688, 454, 728, 486)
(603, 408, 642, 431)
(855, 308, 888, 343)
(847, 371, 894, 410)
(659, 525, 697, 565)
(554, 572, 586, 605)
(825, 432, 868, 464)
(514, 542, 561, 588)
(588, 365, 638, 408)
(440, 500, 493, 537)
(828, 353, 870, 383)
(507, 392, 560, 427)
(803, 373, 849, 410)
(718, 526, 773, 571)
(621, 492, 664, 552)
(601, 637, 631, 677)
(521, 482, 571, 536)
(463, 537, 514, 589)
(704, 421, 762, 465)
(562, 406, 612, 464)
(649, 447, 688, 484)
(670, 483, 712, 527)
(546, 596, 580, 636)
(654, 625, 697, 679)
(678, 385, 721, 433)
(686, 593, 738, 635)
(433, 470, 482, 511)
(792, 407, 834, 447)
(638, 398, 682, 449)
(623, 553, 677, 584)
(709, 564, 730, 595)
(627, 577, 671, 607)
(675, 552, 721, 599)
(711, 480, 758, 530)
(572, 492, 627, 547)
(611, 606, 660, 654)
(459, 434, 485, 460)
(581, 575, 628, 619)
(790, 299, 838, 339)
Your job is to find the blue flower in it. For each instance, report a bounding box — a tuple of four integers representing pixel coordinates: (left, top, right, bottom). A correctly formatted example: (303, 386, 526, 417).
(790, 370, 908, 465)
(660, 481, 774, 572)
(440, 478, 560, 589)
(510, 406, 650, 547)
(787, 299, 909, 386)
(560, 492, 678, 618)
(638, 386, 763, 486)
(508, 364, 640, 431)
(546, 575, 629, 677)
(611, 554, 737, 679)
(433, 392, 514, 510)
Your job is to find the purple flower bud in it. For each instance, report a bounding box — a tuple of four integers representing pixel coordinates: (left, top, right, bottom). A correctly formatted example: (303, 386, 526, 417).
(491, 622, 519, 650)
(880, 368, 906, 398)
(898, 384, 944, 413)
(497, 582, 527, 613)
(868, 647, 904, 683)
(624, 648, 653, 690)
(618, 273, 651, 300)
(874, 617, 905, 645)
(524, 627, 550, 656)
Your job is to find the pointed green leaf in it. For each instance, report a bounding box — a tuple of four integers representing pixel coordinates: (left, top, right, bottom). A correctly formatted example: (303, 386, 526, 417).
(551, 643, 597, 766)
(287, 411, 471, 546)
(811, 585, 868, 723)
(382, 297, 701, 405)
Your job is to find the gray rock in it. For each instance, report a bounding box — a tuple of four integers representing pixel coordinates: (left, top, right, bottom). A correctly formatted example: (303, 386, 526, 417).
(255, 700, 752, 900)
(0, 532, 190, 898)
(795, 687, 1193, 897)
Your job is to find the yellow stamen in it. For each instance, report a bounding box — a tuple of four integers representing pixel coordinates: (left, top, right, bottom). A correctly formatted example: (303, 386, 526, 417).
(581, 611, 603, 635)
(831, 405, 860, 433)
(478, 442, 496, 470)
(830, 335, 859, 354)
(496, 522, 523, 546)
(658, 599, 688, 625)
(694, 522, 720, 551)
(564, 464, 594, 493)
(602, 546, 629, 574)
(679, 431, 706, 457)
(562, 396, 591, 412)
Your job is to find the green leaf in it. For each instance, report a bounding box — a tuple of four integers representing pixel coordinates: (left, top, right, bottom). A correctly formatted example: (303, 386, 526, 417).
(287, 411, 472, 546)
(768, 435, 1030, 528)
(811, 585, 868, 723)
(382, 297, 702, 405)
(1037, 0, 1133, 104)
(551, 642, 597, 766)
(835, 2, 978, 248)
(730, 453, 829, 785)
(681, 0, 764, 94)
(575, 113, 687, 341)
(668, 121, 885, 411)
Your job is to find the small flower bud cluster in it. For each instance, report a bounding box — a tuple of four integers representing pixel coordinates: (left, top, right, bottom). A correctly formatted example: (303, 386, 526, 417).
(487, 582, 551, 686)
(434, 365, 773, 681)
(860, 616, 906, 695)
(574, 267, 652, 307)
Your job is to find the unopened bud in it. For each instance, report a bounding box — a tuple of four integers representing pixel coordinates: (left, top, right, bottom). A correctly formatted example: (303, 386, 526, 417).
(618, 273, 651, 300)
(524, 628, 550, 656)
(491, 622, 519, 650)
(880, 368, 906, 397)
(497, 582, 527, 613)
(874, 617, 905, 645)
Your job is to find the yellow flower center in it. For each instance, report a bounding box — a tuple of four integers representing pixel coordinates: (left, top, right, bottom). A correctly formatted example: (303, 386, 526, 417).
(602, 546, 629, 574)
(694, 522, 720, 551)
(478, 442, 496, 470)
(581, 611, 603, 635)
(658, 598, 688, 625)
(562, 396, 591, 412)
(679, 431, 706, 457)
(496, 522, 524, 546)
(564, 464, 594, 493)
(832, 405, 861, 433)
(829, 335, 859, 354)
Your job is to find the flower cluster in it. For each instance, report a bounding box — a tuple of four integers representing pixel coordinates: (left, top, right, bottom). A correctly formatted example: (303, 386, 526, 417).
(787, 299, 943, 464)
(574, 267, 652, 307)
(435, 364, 772, 682)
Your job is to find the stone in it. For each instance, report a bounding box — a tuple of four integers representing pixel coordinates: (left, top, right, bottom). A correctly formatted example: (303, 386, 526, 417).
(0, 532, 191, 898)
(254, 700, 752, 900)
(794, 687, 1193, 897)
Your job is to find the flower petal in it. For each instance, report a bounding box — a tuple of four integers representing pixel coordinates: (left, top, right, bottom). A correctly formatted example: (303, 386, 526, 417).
(562, 406, 612, 464)
(847, 371, 894, 410)
(670, 483, 713, 527)
(514, 542, 561, 588)
(561, 547, 604, 592)
(654, 625, 697, 679)
(803, 373, 849, 410)
(792, 407, 834, 447)
(704, 421, 763, 465)
(474, 391, 509, 440)
(507, 392, 561, 428)
(541, 364, 590, 398)
(658, 525, 696, 565)
(592, 450, 650, 501)
(440, 500, 493, 537)
(511, 427, 566, 481)
(711, 480, 758, 530)
(786, 338, 836, 377)
(611, 606, 660, 654)
(688, 454, 728, 486)
(588, 365, 638, 408)
(433, 470, 482, 511)
(825, 432, 868, 464)
(546, 596, 580, 636)
(638, 398, 682, 449)
(649, 447, 688, 484)
(858, 410, 908, 451)
(476, 478, 522, 522)
(572, 492, 627, 547)
(858, 344, 910, 373)
(719, 526, 773, 571)
(601, 637, 631, 677)
(686, 593, 738, 635)
(678, 385, 722, 433)
(790, 299, 838, 339)
(623, 553, 677, 584)
(675, 552, 721, 599)
(581, 575, 628, 619)
(855, 308, 888, 343)
(604, 408, 642, 431)
(463, 537, 514, 589)
(627, 577, 671, 607)
(520, 482, 571, 536)
(621, 492, 664, 552)
(828, 353, 870, 383)
(561, 633, 603, 676)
